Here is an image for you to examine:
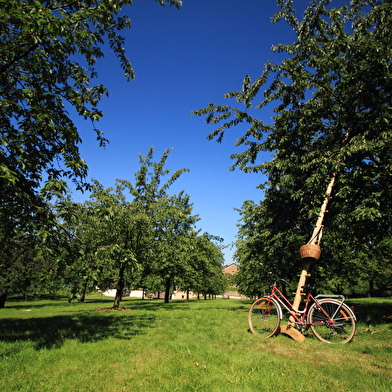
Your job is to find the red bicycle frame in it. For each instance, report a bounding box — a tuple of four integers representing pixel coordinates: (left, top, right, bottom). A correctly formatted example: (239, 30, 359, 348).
(266, 283, 342, 327)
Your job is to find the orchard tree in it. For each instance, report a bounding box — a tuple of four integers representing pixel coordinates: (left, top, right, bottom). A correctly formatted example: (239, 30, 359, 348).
(0, 203, 67, 307)
(151, 230, 226, 302)
(176, 232, 225, 300)
(193, 0, 392, 294)
(89, 148, 194, 308)
(53, 199, 104, 302)
(118, 147, 197, 304)
(190, 233, 226, 299)
(151, 206, 199, 303)
(0, 230, 38, 306)
(0, 0, 181, 307)
(86, 180, 150, 309)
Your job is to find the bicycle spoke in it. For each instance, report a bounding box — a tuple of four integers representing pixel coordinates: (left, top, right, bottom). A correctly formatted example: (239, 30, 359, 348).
(309, 300, 356, 344)
(248, 297, 281, 338)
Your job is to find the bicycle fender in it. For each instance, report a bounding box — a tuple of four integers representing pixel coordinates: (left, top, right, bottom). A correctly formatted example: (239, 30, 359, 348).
(262, 296, 283, 320)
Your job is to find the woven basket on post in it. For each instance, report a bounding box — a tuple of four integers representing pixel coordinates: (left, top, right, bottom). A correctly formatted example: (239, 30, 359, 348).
(299, 244, 321, 263)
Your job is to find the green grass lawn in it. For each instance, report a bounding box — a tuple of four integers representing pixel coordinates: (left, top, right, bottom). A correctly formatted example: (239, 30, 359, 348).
(0, 295, 391, 392)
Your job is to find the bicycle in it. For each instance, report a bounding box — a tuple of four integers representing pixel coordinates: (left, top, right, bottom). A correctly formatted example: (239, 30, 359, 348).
(248, 273, 356, 344)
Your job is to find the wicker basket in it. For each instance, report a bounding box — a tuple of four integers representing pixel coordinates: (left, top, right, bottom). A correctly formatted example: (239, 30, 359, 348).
(299, 244, 321, 261)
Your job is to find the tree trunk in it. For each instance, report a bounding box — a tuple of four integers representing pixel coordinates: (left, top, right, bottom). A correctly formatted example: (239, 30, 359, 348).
(79, 280, 88, 303)
(113, 264, 126, 309)
(164, 277, 172, 303)
(0, 291, 7, 308)
(368, 277, 375, 298)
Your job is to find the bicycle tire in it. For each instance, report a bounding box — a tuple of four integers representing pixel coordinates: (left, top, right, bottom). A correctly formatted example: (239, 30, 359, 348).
(308, 299, 356, 344)
(248, 297, 281, 338)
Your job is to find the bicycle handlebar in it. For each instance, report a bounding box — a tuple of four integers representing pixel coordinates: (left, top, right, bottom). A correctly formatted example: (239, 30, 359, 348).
(267, 272, 290, 286)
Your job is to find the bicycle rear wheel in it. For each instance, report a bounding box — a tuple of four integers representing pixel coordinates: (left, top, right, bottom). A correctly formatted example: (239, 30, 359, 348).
(248, 297, 281, 338)
(308, 299, 356, 344)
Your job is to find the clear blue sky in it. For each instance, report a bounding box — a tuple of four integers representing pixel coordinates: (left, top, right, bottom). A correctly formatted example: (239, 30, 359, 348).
(71, 0, 299, 263)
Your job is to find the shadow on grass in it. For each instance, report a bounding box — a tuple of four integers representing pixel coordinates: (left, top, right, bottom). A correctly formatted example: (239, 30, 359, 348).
(5, 296, 115, 310)
(119, 299, 252, 314)
(0, 312, 155, 350)
(121, 299, 194, 311)
(348, 301, 392, 325)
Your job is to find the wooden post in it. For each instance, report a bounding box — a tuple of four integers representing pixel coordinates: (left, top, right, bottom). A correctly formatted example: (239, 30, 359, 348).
(280, 173, 337, 342)
(308, 172, 337, 246)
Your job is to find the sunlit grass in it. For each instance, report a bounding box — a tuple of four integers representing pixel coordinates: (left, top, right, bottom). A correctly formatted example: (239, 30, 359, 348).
(0, 296, 391, 391)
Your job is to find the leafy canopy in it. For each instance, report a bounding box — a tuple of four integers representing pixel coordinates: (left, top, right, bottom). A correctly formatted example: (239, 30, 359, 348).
(0, 0, 181, 213)
(193, 0, 392, 294)
(0, 0, 181, 305)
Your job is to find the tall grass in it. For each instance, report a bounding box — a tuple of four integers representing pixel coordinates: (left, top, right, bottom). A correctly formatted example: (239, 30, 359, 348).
(0, 295, 391, 392)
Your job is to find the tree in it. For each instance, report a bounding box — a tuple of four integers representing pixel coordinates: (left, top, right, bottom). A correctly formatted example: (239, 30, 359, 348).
(53, 199, 104, 303)
(193, 0, 392, 294)
(149, 195, 199, 303)
(84, 179, 150, 309)
(128, 149, 199, 302)
(190, 233, 226, 299)
(0, 210, 71, 307)
(84, 148, 194, 307)
(0, 0, 181, 241)
(117, 147, 198, 304)
(0, 0, 181, 307)
(174, 232, 226, 300)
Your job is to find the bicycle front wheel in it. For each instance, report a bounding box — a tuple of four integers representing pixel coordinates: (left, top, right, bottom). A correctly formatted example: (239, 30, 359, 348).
(248, 297, 281, 338)
(308, 299, 356, 344)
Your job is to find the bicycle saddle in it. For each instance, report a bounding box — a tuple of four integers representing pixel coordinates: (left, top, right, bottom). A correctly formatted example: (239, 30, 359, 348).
(301, 285, 316, 293)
